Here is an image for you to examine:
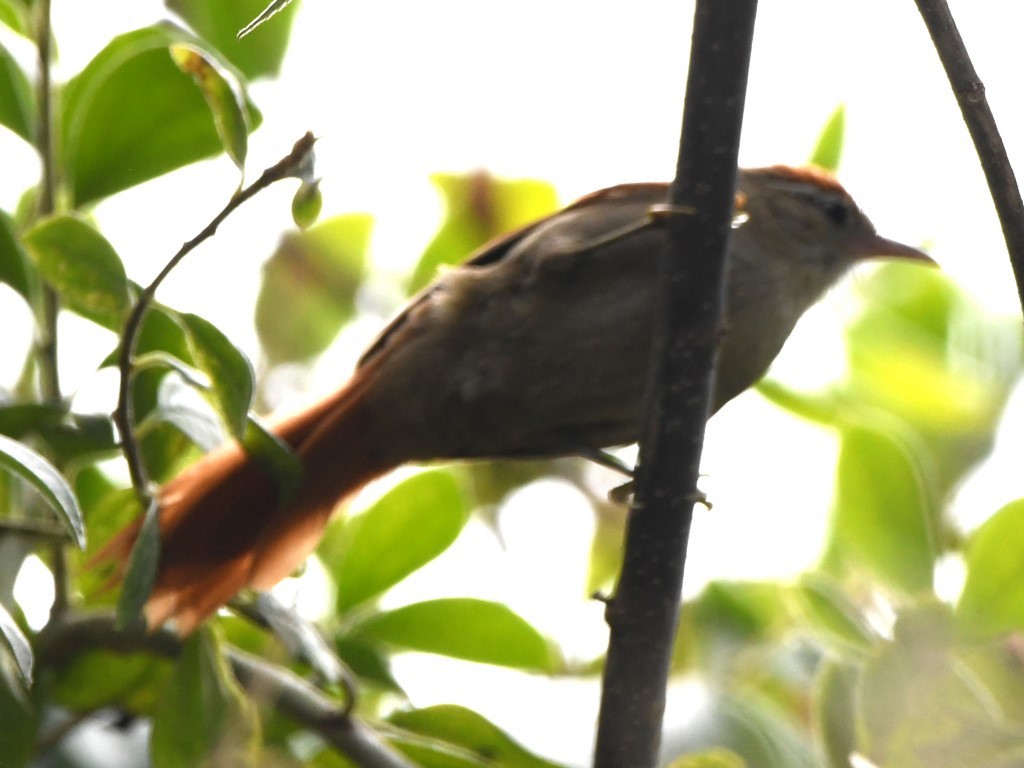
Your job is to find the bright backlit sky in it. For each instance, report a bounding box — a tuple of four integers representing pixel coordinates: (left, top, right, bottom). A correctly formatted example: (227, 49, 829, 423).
(3, 1, 1024, 764)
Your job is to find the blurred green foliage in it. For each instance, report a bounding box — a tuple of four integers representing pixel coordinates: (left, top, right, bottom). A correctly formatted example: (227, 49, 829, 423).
(408, 172, 558, 294)
(0, 1, 1022, 765)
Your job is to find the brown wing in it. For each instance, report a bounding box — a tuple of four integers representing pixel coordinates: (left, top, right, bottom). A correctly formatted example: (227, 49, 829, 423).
(357, 183, 670, 369)
(356, 219, 545, 368)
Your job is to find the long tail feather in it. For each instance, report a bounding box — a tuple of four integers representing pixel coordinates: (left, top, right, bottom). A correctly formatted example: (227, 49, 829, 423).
(99, 367, 397, 633)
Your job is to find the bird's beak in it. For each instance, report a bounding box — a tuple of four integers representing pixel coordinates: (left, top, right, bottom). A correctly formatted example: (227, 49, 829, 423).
(855, 232, 936, 265)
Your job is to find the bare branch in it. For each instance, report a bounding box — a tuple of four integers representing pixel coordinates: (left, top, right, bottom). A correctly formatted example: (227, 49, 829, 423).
(593, 2, 759, 765)
(114, 133, 318, 500)
(914, 0, 1024, 317)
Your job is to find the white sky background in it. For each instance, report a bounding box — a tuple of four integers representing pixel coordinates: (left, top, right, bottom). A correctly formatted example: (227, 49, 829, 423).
(4, 0, 1024, 764)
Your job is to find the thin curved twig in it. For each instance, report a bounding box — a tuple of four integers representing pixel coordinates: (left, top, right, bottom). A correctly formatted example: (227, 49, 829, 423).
(114, 132, 318, 501)
(914, 0, 1024, 317)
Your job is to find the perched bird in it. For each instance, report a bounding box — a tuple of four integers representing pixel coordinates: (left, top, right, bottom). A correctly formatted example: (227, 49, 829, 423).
(101, 165, 932, 633)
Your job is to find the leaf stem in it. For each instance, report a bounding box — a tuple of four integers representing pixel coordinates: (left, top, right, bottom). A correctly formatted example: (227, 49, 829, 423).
(32, 0, 60, 404)
(30, 0, 74, 622)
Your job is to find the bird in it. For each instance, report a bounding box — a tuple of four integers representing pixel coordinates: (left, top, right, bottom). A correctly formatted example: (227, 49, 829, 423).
(98, 165, 933, 633)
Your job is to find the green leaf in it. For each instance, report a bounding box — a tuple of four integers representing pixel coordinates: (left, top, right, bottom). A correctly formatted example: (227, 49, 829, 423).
(0, 660, 38, 766)
(409, 173, 558, 293)
(755, 379, 840, 427)
(291, 179, 322, 229)
(0, 433, 85, 548)
(255, 214, 371, 365)
(151, 629, 261, 768)
(166, 0, 299, 80)
(170, 43, 248, 171)
(0, 403, 64, 439)
(679, 692, 822, 768)
(824, 425, 934, 594)
(322, 470, 467, 614)
(957, 498, 1024, 638)
(38, 412, 120, 466)
(390, 705, 564, 768)
(101, 301, 196, 370)
(0, 603, 31, 686)
(138, 302, 196, 365)
(77, 484, 143, 606)
(675, 581, 791, 675)
(0, 39, 33, 141)
(844, 265, 1021, 495)
(0, 210, 32, 300)
(796, 573, 876, 655)
(117, 498, 160, 629)
(253, 593, 346, 685)
(60, 24, 261, 206)
(0, 0, 29, 37)
(809, 105, 845, 172)
(151, 372, 226, 452)
(179, 312, 255, 438)
(386, 739, 487, 768)
(956, 642, 1024, 725)
(51, 648, 172, 714)
(334, 637, 402, 693)
(142, 422, 198, 485)
(352, 598, 557, 672)
(23, 214, 130, 330)
(241, 417, 302, 501)
(812, 661, 858, 768)
(858, 602, 1020, 768)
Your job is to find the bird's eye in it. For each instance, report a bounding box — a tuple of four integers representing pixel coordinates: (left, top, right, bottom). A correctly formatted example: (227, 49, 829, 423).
(822, 200, 849, 228)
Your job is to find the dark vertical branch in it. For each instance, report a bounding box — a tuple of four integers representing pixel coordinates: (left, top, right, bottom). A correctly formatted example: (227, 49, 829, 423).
(593, 3, 758, 766)
(914, 0, 1024, 317)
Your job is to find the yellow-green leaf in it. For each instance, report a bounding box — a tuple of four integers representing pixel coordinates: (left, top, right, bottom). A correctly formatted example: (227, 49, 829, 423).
(322, 470, 467, 613)
(824, 425, 935, 594)
(61, 25, 261, 205)
(170, 43, 248, 171)
(255, 214, 371, 364)
(0, 433, 86, 548)
(291, 179, 322, 229)
(809, 105, 844, 171)
(352, 598, 558, 672)
(23, 214, 130, 330)
(957, 498, 1024, 638)
(179, 312, 255, 438)
(409, 173, 558, 293)
(166, 0, 298, 80)
(151, 629, 261, 768)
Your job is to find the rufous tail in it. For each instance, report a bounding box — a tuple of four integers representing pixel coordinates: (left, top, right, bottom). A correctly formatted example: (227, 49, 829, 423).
(98, 366, 397, 634)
